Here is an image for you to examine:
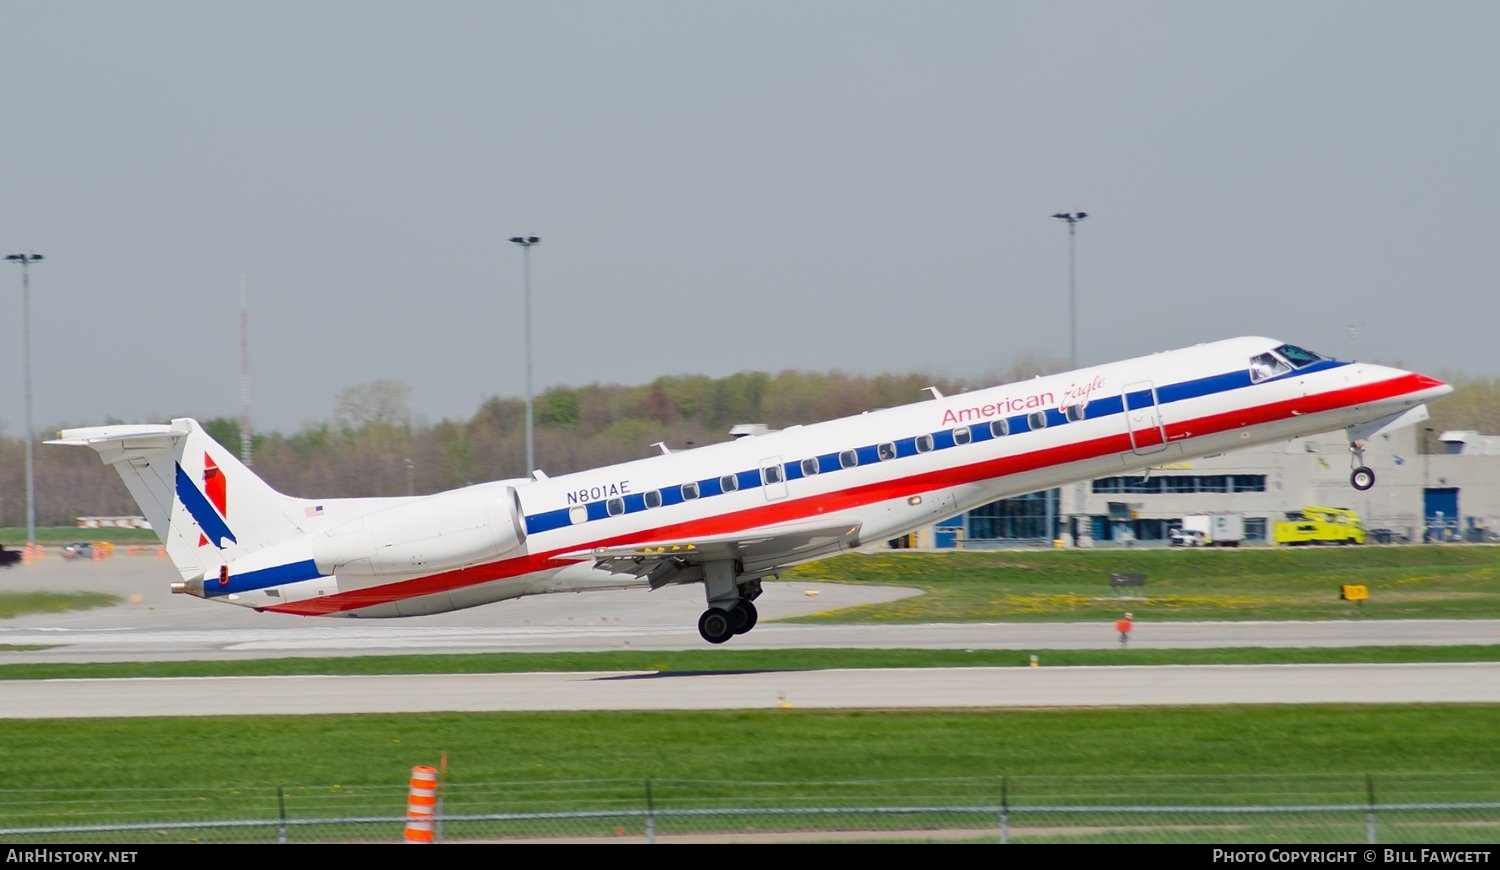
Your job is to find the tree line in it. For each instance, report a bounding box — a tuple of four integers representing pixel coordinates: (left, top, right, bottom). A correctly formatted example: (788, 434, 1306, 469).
(2, 364, 1496, 527)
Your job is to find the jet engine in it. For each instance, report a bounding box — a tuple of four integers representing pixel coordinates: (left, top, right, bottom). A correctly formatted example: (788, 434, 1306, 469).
(311, 484, 526, 576)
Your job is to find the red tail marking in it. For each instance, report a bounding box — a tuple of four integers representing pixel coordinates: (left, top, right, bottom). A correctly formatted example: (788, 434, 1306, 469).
(199, 452, 228, 548)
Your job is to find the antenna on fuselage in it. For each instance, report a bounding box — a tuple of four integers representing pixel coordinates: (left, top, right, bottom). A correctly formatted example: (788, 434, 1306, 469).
(729, 424, 773, 438)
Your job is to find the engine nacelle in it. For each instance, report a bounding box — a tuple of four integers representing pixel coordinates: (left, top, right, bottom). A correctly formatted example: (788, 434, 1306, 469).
(310, 484, 526, 576)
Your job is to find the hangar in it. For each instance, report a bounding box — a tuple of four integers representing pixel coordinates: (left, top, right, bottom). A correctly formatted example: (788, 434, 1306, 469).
(925, 426, 1500, 548)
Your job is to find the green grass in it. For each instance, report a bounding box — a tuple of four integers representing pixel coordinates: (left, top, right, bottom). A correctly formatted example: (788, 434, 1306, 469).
(3, 541, 1499, 841)
(780, 546, 1500, 622)
(0, 527, 156, 547)
(0, 706, 1496, 830)
(3, 645, 1500, 680)
(0, 591, 118, 620)
(4, 707, 1499, 791)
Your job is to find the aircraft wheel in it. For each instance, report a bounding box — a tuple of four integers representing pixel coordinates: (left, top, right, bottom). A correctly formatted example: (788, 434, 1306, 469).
(731, 600, 759, 635)
(698, 608, 734, 645)
(1351, 466, 1375, 491)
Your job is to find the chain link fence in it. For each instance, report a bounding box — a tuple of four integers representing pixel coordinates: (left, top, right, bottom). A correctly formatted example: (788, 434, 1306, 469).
(3, 773, 1497, 844)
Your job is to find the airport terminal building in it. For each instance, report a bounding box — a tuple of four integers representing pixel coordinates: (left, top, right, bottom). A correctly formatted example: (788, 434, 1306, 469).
(923, 425, 1500, 548)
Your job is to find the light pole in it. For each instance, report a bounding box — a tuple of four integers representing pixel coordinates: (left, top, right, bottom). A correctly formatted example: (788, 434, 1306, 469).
(1051, 211, 1087, 369)
(6, 252, 43, 547)
(509, 235, 540, 475)
(405, 458, 415, 496)
(1423, 426, 1434, 540)
(1052, 212, 1088, 547)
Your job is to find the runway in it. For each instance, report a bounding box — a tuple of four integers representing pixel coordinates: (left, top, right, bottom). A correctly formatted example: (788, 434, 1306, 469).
(5, 612, 1499, 661)
(6, 556, 1499, 662)
(3, 556, 1499, 718)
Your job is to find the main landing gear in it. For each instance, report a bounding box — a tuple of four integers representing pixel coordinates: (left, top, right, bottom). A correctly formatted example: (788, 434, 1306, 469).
(697, 598, 759, 645)
(1349, 439, 1375, 492)
(696, 560, 762, 645)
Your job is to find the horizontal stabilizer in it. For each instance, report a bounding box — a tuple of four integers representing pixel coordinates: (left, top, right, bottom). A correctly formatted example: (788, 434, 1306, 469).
(48, 422, 188, 454)
(48, 418, 307, 583)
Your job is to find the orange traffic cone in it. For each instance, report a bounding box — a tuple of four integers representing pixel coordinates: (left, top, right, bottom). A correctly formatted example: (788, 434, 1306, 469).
(404, 765, 439, 843)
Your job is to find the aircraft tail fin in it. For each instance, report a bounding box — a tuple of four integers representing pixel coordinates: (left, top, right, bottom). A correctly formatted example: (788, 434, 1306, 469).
(48, 418, 306, 583)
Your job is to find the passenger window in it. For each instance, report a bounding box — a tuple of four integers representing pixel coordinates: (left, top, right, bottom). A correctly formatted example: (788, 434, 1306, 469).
(606, 497, 625, 517)
(839, 449, 857, 468)
(644, 490, 662, 509)
(682, 481, 700, 500)
(801, 457, 819, 476)
(915, 434, 934, 453)
(1064, 405, 1085, 422)
(720, 474, 739, 493)
(878, 442, 896, 461)
(953, 426, 971, 445)
(568, 505, 588, 525)
(990, 419, 1010, 438)
(763, 464, 783, 484)
(1028, 411, 1048, 430)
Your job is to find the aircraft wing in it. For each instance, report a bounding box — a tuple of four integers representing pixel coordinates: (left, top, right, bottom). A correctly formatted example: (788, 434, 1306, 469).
(568, 515, 864, 588)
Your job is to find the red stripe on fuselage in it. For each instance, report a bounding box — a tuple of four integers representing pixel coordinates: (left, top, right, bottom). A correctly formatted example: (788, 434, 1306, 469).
(264, 373, 1434, 616)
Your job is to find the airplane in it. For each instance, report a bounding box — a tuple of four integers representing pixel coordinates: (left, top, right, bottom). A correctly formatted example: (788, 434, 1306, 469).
(51, 335, 1452, 645)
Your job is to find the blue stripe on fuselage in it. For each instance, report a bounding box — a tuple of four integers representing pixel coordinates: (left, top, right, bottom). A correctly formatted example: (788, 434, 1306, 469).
(174, 463, 237, 548)
(203, 559, 325, 598)
(520, 360, 1348, 535)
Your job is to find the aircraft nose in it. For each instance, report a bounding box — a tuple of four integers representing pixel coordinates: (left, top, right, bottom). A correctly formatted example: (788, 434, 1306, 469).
(1399, 371, 1454, 403)
(1414, 373, 1454, 398)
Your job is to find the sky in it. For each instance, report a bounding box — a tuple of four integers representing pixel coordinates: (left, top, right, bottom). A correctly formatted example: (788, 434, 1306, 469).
(2, 1, 1497, 437)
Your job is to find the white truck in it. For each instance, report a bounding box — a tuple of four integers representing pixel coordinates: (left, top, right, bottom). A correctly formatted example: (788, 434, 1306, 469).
(1171, 512, 1245, 547)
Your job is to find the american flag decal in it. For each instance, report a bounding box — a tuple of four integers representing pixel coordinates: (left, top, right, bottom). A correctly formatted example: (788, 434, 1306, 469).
(305, 505, 324, 518)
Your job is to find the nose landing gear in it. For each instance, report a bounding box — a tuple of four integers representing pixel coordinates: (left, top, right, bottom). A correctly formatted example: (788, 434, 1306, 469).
(1349, 439, 1375, 491)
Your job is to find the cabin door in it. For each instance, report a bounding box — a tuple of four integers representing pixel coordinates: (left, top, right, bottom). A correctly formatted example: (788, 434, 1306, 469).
(1123, 381, 1168, 455)
(760, 457, 789, 501)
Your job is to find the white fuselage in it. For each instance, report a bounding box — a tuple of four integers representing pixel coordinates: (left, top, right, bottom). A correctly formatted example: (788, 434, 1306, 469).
(216, 336, 1446, 619)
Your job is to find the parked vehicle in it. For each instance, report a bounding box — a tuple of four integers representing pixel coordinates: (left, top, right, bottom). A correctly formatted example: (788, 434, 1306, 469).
(1174, 512, 1245, 547)
(1274, 506, 1365, 546)
(0, 544, 19, 568)
(1169, 528, 1208, 547)
(62, 541, 113, 560)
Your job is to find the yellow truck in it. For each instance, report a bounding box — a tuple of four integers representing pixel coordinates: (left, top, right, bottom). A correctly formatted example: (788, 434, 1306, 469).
(1273, 506, 1366, 546)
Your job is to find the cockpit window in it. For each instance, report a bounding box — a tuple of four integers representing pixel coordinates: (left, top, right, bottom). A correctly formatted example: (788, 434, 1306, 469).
(1249, 352, 1292, 383)
(1274, 344, 1326, 368)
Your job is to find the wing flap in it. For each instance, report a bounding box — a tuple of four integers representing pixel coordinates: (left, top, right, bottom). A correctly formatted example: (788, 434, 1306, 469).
(575, 516, 864, 587)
